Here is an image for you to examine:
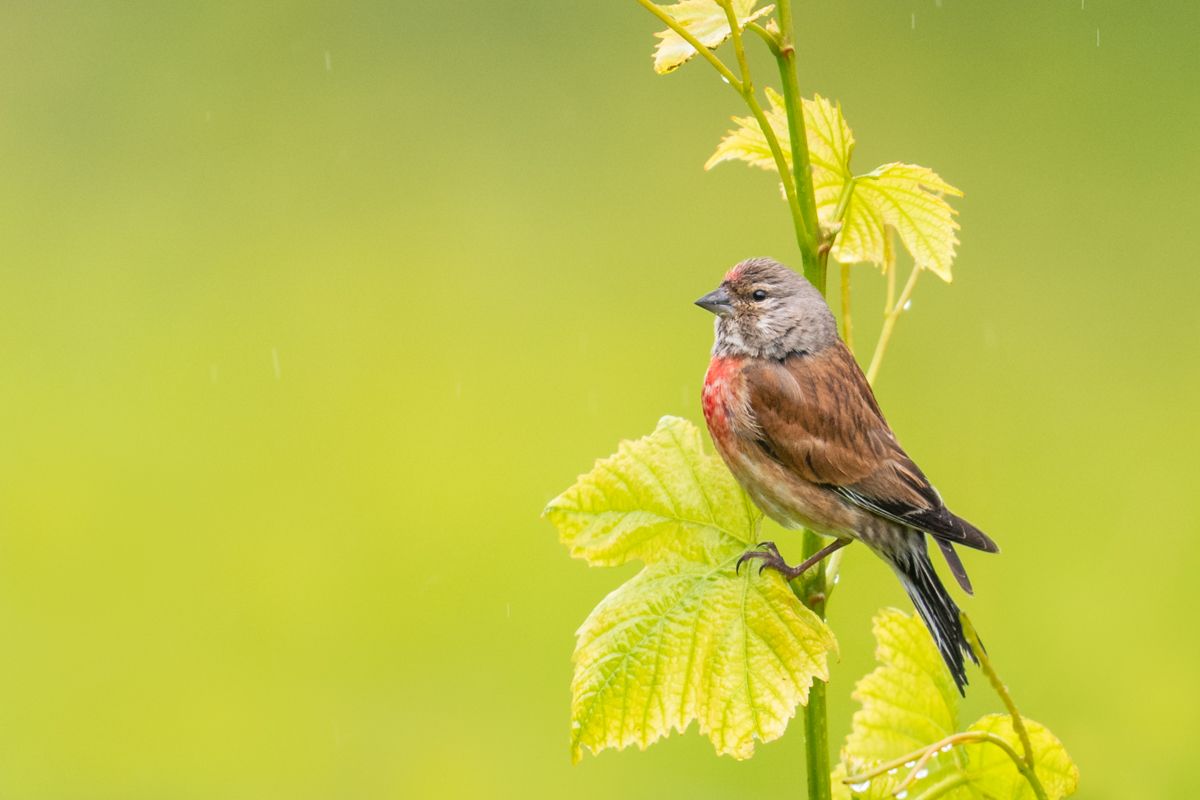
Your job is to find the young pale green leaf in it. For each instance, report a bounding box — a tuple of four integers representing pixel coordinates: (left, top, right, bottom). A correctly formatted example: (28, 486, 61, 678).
(705, 86, 789, 172)
(804, 93, 855, 215)
(706, 90, 853, 192)
(705, 89, 854, 215)
(830, 609, 959, 800)
(549, 417, 838, 762)
(963, 715, 1080, 800)
(544, 416, 759, 567)
(843, 608, 960, 760)
(651, 0, 775, 75)
(834, 163, 963, 282)
(706, 93, 963, 280)
(830, 609, 1079, 800)
(571, 558, 836, 763)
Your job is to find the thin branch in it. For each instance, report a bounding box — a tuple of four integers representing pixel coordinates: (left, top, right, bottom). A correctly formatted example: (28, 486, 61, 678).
(842, 732, 974, 785)
(883, 231, 897, 316)
(962, 613, 1036, 768)
(894, 736, 958, 795)
(832, 175, 857, 223)
(830, 177, 857, 352)
(909, 772, 970, 800)
(745, 21, 781, 54)
(840, 261, 853, 351)
(865, 263, 919, 385)
(720, 0, 754, 84)
(842, 730, 1048, 800)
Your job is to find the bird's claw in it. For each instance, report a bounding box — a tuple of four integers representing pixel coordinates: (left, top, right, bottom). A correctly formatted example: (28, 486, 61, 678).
(736, 541, 786, 576)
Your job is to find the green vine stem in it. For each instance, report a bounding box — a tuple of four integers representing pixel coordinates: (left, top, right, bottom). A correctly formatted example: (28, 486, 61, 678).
(883, 231, 897, 312)
(769, 1, 833, 795)
(767, 0, 834, 795)
(961, 613, 1037, 769)
(793, 527, 832, 800)
(865, 260, 918, 385)
(829, 176, 856, 352)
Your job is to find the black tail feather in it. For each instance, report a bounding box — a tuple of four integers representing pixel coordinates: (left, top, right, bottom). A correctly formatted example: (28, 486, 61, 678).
(887, 537, 977, 695)
(935, 539, 974, 595)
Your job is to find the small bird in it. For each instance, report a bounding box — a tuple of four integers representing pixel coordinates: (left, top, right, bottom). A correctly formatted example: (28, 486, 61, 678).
(696, 257, 998, 693)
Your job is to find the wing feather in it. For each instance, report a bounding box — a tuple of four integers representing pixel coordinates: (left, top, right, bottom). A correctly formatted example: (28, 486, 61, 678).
(744, 344, 998, 554)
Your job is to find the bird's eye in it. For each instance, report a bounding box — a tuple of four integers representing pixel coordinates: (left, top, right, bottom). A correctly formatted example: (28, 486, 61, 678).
(751, 289, 768, 301)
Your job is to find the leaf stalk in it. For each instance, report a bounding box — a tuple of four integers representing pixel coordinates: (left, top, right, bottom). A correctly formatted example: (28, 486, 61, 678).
(865, 261, 919, 385)
(840, 262, 853, 351)
(961, 613, 1037, 769)
(746, 21, 781, 54)
(908, 771, 969, 800)
(841, 730, 1047, 800)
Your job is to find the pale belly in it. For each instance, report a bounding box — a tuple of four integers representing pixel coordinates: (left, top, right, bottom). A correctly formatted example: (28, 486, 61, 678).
(716, 435, 850, 536)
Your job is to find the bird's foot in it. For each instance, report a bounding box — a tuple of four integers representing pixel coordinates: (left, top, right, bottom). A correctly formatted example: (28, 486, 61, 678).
(736, 541, 798, 578)
(735, 537, 854, 581)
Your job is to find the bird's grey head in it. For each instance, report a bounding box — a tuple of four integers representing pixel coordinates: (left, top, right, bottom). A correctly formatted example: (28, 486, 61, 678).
(695, 257, 838, 359)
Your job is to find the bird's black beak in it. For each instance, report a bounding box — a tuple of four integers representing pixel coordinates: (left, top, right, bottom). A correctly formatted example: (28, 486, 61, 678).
(695, 286, 733, 316)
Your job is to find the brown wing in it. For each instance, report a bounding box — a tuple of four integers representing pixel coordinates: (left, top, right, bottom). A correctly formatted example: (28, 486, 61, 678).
(744, 344, 998, 554)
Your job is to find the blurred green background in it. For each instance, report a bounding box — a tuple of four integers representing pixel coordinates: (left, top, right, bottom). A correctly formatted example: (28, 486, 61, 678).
(0, 1, 1196, 797)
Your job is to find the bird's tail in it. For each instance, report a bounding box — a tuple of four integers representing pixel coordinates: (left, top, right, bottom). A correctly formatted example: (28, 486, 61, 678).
(883, 534, 977, 695)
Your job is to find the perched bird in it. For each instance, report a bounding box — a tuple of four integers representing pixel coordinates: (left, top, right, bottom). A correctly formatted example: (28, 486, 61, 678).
(696, 257, 998, 693)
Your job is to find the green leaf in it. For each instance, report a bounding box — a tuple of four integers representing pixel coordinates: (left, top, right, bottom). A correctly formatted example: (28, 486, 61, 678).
(842, 607, 960, 762)
(804, 93, 855, 216)
(706, 93, 963, 280)
(651, 0, 775, 75)
(835, 163, 962, 282)
(546, 417, 838, 761)
(704, 86, 790, 172)
(570, 558, 835, 762)
(545, 415, 759, 567)
(831, 609, 1079, 800)
(963, 715, 1081, 800)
